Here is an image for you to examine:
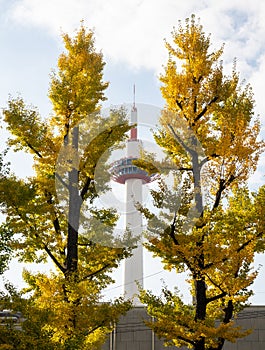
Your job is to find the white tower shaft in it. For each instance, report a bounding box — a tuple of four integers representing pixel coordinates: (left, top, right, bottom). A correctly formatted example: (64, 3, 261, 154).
(123, 93, 144, 304)
(124, 178, 143, 303)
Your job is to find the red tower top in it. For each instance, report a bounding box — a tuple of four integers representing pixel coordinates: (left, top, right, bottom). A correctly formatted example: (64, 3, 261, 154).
(111, 86, 156, 185)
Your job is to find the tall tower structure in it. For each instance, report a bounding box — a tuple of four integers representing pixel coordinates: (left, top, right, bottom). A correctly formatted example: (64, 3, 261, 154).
(111, 87, 154, 304)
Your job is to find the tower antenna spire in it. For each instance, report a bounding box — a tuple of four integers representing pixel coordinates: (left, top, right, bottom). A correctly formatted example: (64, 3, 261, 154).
(133, 84, 136, 111)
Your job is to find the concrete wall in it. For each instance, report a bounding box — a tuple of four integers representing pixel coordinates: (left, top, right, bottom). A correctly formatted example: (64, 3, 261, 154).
(223, 306, 265, 350)
(102, 307, 178, 350)
(102, 306, 265, 350)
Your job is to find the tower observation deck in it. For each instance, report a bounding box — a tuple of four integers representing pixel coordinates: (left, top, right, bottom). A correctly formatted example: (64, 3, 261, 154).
(111, 156, 154, 184)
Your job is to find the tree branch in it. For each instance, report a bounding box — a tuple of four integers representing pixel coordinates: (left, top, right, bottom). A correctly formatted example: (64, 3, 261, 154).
(177, 335, 196, 347)
(176, 100, 183, 110)
(200, 153, 219, 168)
(207, 292, 227, 304)
(179, 167, 193, 171)
(44, 190, 67, 258)
(43, 243, 66, 273)
(11, 193, 67, 274)
(237, 231, 263, 253)
(205, 230, 262, 271)
(168, 124, 193, 156)
(194, 96, 218, 122)
(87, 321, 108, 336)
(215, 300, 234, 350)
(55, 172, 70, 191)
(168, 212, 195, 273)
(80, 176, 92, 200)
(169, 211, 178, 245)
(212, 178, 226, 210)
(77, 242, 93, 247)
(25, 141, 43, 158)
(82, 263, 111, 281)
(212, 174, 236, 210)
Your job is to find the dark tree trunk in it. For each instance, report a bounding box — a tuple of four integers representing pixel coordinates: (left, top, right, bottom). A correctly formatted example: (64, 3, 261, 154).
(192, 137, 207, 350)
(66, 126, 81, 274)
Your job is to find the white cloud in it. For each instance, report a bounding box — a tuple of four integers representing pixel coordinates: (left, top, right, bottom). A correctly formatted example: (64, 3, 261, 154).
(249, 53, 265, 120)
(9, 0, 201, 71)
(9, 0, 265, 72)
(7, 0, 265, 123)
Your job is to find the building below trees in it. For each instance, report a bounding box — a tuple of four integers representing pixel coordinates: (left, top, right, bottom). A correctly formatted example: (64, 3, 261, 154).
(102, 306, 265, 350)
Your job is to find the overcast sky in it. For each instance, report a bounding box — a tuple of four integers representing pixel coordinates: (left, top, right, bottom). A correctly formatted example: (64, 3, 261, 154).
(1, 0, 265, 304)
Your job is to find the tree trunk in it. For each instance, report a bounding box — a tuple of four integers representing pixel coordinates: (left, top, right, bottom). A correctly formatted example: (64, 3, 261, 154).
(194, 278, 207, 350)
(67, 126, 81, 274)
(192, 138, 207, 350)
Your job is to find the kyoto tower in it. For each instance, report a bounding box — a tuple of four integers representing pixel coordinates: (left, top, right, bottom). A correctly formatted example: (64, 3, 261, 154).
(111, 87, 154, 304)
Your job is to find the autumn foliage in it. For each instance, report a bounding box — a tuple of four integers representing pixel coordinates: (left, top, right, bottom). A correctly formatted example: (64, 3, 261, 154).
(139, 15, 265, 350)
(0, 25, 132, 349)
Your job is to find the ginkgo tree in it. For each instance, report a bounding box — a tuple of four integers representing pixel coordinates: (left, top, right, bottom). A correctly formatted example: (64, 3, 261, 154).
(0, 25, 133, 349)
(0, 152, 13, 275)
(138, 15, 265, 350)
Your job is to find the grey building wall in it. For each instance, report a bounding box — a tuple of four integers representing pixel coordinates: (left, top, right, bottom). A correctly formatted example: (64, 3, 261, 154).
(102, 306, 179, 350)
(223, 306, 265, 350)
(102, 306, 265, 350)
